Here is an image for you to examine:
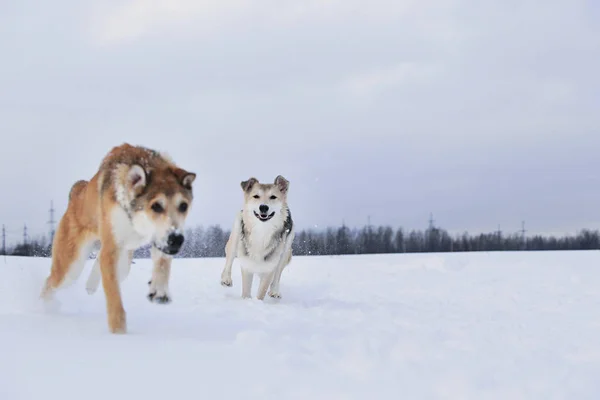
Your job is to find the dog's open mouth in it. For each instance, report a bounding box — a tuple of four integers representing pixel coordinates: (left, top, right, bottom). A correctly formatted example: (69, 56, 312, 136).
(254, 211, 275, 221)
(153, 242, 182, 256)
(154, 244, 179, 256)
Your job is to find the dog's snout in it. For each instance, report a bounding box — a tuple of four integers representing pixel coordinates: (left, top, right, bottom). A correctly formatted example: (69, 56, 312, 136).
(156, 233, 185, 256)
(167, 233, 184, 249)
(259, 204, 269, 214)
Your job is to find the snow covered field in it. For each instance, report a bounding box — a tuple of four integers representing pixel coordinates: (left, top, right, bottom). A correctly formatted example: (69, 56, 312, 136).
(1, 251, 600, 399)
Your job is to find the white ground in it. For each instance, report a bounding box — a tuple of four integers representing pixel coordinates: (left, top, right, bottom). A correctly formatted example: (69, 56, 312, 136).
(1, 251, 600, 399)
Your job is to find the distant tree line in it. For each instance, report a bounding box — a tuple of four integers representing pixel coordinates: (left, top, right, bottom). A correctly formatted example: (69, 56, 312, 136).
(289, 225, 600, 255)
(2, 234, 52, 258)
(3, 224, 600, 259)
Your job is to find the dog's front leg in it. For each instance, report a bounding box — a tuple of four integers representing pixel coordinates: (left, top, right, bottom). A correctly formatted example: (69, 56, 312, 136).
(221, 243, 236, 287)
(268, 264, 285, 299)
(221, 215, 241, 287)
(147, 246, 172, 304)
(99, 239, 127, 334)
(268, 231, 295, 299)
(256, 271, 275, 301)
(240, 268, 253, 299)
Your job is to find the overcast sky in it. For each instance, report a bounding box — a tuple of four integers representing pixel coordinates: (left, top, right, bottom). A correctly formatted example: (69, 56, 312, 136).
(0, 1, 599, 245)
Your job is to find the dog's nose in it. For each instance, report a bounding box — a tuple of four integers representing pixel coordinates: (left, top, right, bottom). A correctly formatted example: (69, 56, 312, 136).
(259, 204, 269, 214)
(167, 233, 185, 251)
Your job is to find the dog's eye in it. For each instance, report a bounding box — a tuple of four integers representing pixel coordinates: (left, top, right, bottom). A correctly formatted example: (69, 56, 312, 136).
(151, 202, 164, 213)
(178, 202, 188, 213)
(270, 195, 277, 200)
(253, 195, 260, 199)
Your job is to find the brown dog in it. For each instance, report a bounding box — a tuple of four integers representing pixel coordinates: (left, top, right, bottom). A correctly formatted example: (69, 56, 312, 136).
(40, 143, 196, 334)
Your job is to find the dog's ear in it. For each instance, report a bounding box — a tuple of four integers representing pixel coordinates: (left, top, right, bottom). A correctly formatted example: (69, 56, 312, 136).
(241, 177, 258, 192)
(274, 175, 289, 194)
(127, 164, 147, 195)
(173, 168, 196, 190)
(182, 173, 196, 190)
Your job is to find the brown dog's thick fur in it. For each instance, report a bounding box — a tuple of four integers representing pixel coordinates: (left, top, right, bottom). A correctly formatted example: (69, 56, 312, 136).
(40, 143, 196, 334)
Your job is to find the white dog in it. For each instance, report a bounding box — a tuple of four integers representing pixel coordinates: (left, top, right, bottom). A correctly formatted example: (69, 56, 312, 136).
(220, 175, 294, 300)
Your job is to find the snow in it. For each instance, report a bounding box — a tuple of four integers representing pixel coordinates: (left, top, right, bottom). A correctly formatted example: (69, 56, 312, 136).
(1, 251, 600, 399)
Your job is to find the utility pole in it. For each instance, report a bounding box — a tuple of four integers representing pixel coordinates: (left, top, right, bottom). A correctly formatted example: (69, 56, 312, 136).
(520, 221, 526, 250)
(23, 224, 28, 246)
(495, 224, 502, 251)
(48, 200, 56, 244)
(2, 224, 5, 256)
(427, 213, 436, 252)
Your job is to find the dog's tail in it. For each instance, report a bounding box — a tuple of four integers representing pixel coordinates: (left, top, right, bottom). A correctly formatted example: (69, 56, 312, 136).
(69, 180, 88, 202)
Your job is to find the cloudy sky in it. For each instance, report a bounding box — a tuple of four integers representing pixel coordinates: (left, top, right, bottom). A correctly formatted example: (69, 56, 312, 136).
(0, 0, 599, 245)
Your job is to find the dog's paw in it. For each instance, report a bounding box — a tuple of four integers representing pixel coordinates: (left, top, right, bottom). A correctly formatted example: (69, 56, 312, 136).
(86, 286, 97, 295)
(108, 311, 127, 334)
(221, 277, 232, 287)
(268, 291, 282, 299)
(147, 290, 171, 304)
